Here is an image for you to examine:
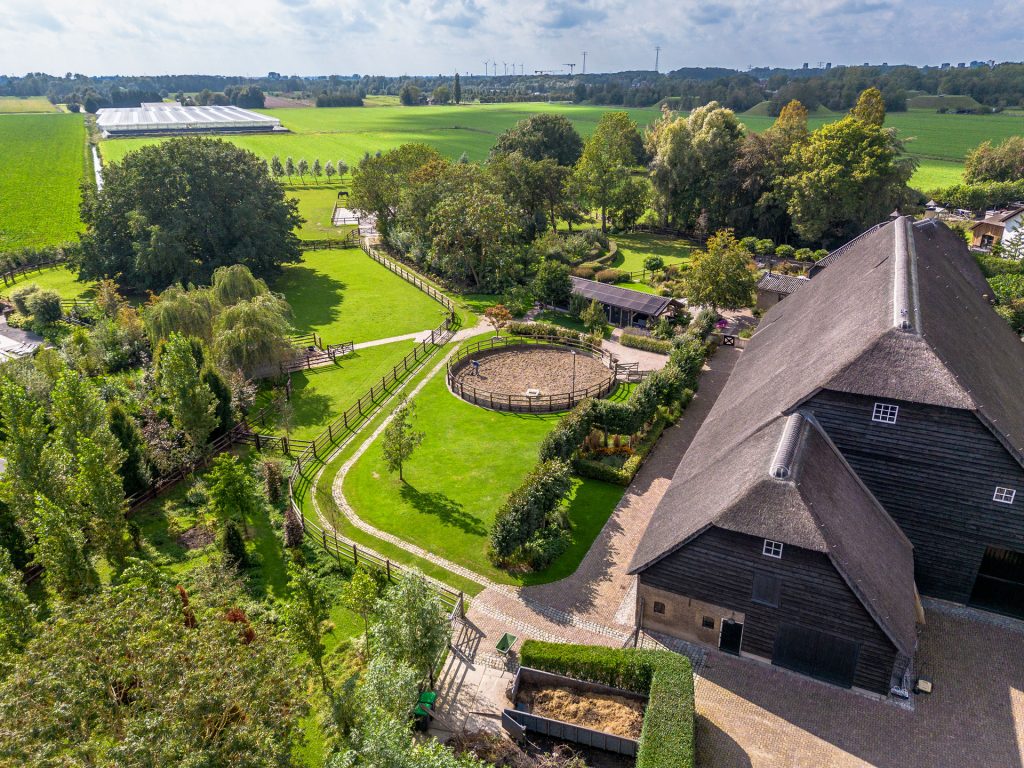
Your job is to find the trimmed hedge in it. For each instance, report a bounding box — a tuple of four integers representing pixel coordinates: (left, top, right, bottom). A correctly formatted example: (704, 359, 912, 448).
(519, 640, 695, 768)
(489, 459, 572, 563)
(506, 321, 583, 342)
(620, 333, 673, 355)
(595, 268, 628, 284)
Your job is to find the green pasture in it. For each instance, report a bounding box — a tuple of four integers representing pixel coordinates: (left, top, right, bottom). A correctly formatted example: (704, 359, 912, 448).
(343, 339, 626, 585)
(612, 233, 693, 273)
(254, 341, 418, 441)
(288, 187, 354, 240)
(2, 265, 94, 302)
(0, 113, 87, 250)
(272, 248, 445, 344)
(99, 102, 662, 166)
(0, 96, 59, 113)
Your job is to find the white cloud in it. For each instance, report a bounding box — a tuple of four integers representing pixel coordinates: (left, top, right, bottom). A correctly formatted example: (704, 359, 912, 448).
(0, 0, 1013, 76)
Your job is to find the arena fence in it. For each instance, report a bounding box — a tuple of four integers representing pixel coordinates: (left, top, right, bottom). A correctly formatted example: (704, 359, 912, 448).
(447, 335, 618, 414)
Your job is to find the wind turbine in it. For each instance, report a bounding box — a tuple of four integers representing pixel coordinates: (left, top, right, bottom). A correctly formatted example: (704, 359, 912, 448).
(503, 61, 508, 76)
(483, 60, 489, 76)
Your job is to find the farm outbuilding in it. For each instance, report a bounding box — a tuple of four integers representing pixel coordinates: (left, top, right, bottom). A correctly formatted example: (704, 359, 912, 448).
(97, 102, 282, 137)
(569, 277, 680, 329)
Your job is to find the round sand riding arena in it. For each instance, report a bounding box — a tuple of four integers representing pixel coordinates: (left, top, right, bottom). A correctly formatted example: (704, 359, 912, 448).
(448, 340, 615, 413)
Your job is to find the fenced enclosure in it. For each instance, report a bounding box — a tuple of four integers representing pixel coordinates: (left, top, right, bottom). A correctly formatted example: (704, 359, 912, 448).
(447, 335, 617, 413)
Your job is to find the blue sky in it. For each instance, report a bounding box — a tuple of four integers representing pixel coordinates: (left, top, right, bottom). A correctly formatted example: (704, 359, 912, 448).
(0, 0, 1017, 76)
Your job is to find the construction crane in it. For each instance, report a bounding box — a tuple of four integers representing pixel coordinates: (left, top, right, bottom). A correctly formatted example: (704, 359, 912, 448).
(534, 70, 555, 75)
(564, 63, 576, 75)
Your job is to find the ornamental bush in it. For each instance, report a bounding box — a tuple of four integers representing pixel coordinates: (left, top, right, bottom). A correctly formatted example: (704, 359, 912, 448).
(27, 289, 62, 325)
(595, 268, 628, 284)
(9, 284, 38, 316)
(620, 332, 673, 355)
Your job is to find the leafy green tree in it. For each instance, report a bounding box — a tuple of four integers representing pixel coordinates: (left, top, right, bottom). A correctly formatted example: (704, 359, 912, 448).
(312, 158, 323, 185)
(270, 154, 285, 181)
(0, 546, 34, 673)
(532, 259, 572, 307)
(0, 500, 30, 572)
(26, 289, 62, 325)
(372, 571, 450, 686)
(783, 115, 915, 244)
(574, 111, 640, 232)
(965, 136, 1024, 183)
(158, 333, 218, 456)
(484, 304, 513, 335)
(79, 137, 302, 292)
(431, 84, 451, 104)
(32, 494, 97, 600)
(285, 563, 331, 689)
(207, 454, 264, 529)
(0, 562, 305, 766)
(491, 113, 584, 166)
(453, 72, 461, 104)
(107, 401, 151, 498)
(202, 366, 235, 437)
(0, 379, 49, 524)
(47, 369, 109, 465)
(851, 87, 886, 126)
(341, 568, 380, 656)
(143, 284, 217, 344)
(580, 298, 607, 334)
(644, 255, 665, 272)
(211, 263, 269, 306)
(285, 156, 296, 183)
(219, 519, 248, 568)
(297, 158, 309, 184)
(72, 437, 128, 573)
(399, 83, 422, 105)
(381, 399, 424, 482)
(212, 293, 294, 377)
(684, 230, 757, 311)
(350, 143, 443, 237)
(325, 160, 337, 184)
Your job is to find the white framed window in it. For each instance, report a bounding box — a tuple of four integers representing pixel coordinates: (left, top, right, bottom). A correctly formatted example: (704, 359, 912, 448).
(993, 486, 1016, 504)
(762, 539, 784, 559)
(872, 403, 899, 424)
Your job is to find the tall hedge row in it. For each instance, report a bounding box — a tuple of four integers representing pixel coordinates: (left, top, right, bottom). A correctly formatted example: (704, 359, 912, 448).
(519, 640, 695, 768)
(488, 459, 571, 562)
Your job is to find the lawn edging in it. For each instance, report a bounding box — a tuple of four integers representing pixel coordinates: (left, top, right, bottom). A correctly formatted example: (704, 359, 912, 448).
(519, 640, 695, 768)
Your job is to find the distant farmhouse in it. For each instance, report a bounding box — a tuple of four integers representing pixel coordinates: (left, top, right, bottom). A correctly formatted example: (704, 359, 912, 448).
(629, 218, 1024, 697)
(970, 206, 1024, 249)
(96, 102, 282, 138)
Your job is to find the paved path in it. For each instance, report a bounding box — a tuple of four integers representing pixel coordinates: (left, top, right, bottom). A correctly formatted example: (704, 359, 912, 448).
(352, 329, 434, 350)
(0, 315, 42, 360)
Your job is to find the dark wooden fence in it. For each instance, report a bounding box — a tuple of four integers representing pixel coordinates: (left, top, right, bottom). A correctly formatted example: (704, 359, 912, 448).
(360, 243, 455, 312)
(447, 335, 617, 413)
(0, 258, 67, 288)
(302, 231, 360, 250)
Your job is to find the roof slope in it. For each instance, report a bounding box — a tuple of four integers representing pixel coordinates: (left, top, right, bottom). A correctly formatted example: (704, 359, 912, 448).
(757, 272, 809, 295)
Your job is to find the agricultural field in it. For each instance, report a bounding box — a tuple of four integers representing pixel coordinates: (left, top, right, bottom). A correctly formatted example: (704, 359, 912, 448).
(272, 248, 445, 344)
(0, 96, 60, 113)
(99, 102, 662, 166)
(0, 113, 87, 250)
(343, 340, 626, 586)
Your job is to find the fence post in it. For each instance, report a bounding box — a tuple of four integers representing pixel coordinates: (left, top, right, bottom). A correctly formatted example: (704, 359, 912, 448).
(353, 543, 358, 566)
(328, 423, 333, 441)
(459, 592, 465, 617)
(386, 559, 391, 582)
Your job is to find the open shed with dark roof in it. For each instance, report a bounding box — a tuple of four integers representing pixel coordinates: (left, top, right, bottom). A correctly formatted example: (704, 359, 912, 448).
(569, 277, 679, 328)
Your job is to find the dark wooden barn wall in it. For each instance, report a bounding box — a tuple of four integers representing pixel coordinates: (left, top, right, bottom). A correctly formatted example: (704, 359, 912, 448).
(640, 527, 900, 694)
(806, 390, 1024, 603)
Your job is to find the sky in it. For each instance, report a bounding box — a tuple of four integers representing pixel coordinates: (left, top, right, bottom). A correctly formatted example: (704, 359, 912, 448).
(1, 0, 1020, 77)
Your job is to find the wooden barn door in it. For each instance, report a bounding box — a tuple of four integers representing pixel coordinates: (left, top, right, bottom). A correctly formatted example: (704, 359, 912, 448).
(772, 624, 860, 689)
(970, 546, 1024, 620)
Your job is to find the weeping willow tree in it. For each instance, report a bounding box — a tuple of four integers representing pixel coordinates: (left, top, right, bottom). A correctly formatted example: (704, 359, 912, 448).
(143, 285, 218, 344)
(211, 263, 270, 307)
(213, 293, 294, 376)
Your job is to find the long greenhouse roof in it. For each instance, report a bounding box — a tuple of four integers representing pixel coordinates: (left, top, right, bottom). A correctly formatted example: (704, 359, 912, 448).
(96, 103, 280, 131)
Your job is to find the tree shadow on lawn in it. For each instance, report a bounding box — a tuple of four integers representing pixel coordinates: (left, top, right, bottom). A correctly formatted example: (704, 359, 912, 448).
(399, 483, 488, 537)
(275, 264, 347, 336)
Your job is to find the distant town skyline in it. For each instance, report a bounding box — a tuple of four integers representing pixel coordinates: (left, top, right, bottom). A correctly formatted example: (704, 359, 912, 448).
(1, 0, 1018, 77)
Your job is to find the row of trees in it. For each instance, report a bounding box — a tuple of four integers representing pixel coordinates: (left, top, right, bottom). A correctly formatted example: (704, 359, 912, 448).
(269, 155, 350, 186)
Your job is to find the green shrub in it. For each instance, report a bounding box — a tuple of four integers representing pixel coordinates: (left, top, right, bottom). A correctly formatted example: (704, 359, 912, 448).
(519, 641, 695, 768)
(739, 236, 759, 254)
(574, 456, 631, 485)
(489, 459, 572, 563)
(220, 520, 248, 568)
(774, 244, 795, 260)
(595, 268, 628, 284)
(27, 289, 62, 325)
(620, 333, 673, 355)
(794, 248, 813, 262)
(10, 284, 39, 315)
(539, 399, 598, 462)
(571, 266, 596, 280)
(976, 254, 1022, 278)
(506, 321, 582, 342)
(812, 249, 829, 262)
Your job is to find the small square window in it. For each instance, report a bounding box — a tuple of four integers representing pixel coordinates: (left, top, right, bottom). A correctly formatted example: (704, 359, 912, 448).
(652, 601, 666, 615)
(701, 616, 715, 629)
(752, 571, 782, 607)
(872, 403, 899, 424)
(993, 487, 1016, 504)
(762, 539, 784, 559)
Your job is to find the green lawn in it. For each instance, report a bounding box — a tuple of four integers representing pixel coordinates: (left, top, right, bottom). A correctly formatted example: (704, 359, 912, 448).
(289, 187, 355, 241)
(2, 265, 95, 301)
(273, 248, 446, 344)
(0, 96, 60, 113)
(254, 341, 419, 441)
(343, 339, 625, 585)
(612, 233, 693, 273)
(0, 113, 87, 250)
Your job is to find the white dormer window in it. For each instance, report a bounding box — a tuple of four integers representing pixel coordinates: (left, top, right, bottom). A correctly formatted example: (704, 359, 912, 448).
(762, 539, 784, 559)
(872, 403, 899, 424)
(993, 487, 1016, 504)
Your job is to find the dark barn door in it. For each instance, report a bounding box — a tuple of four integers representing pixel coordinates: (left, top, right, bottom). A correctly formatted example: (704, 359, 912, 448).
(772, 624, 860, 688)
(970, 546, 1024, 619)
(719, 619, 743, 655)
